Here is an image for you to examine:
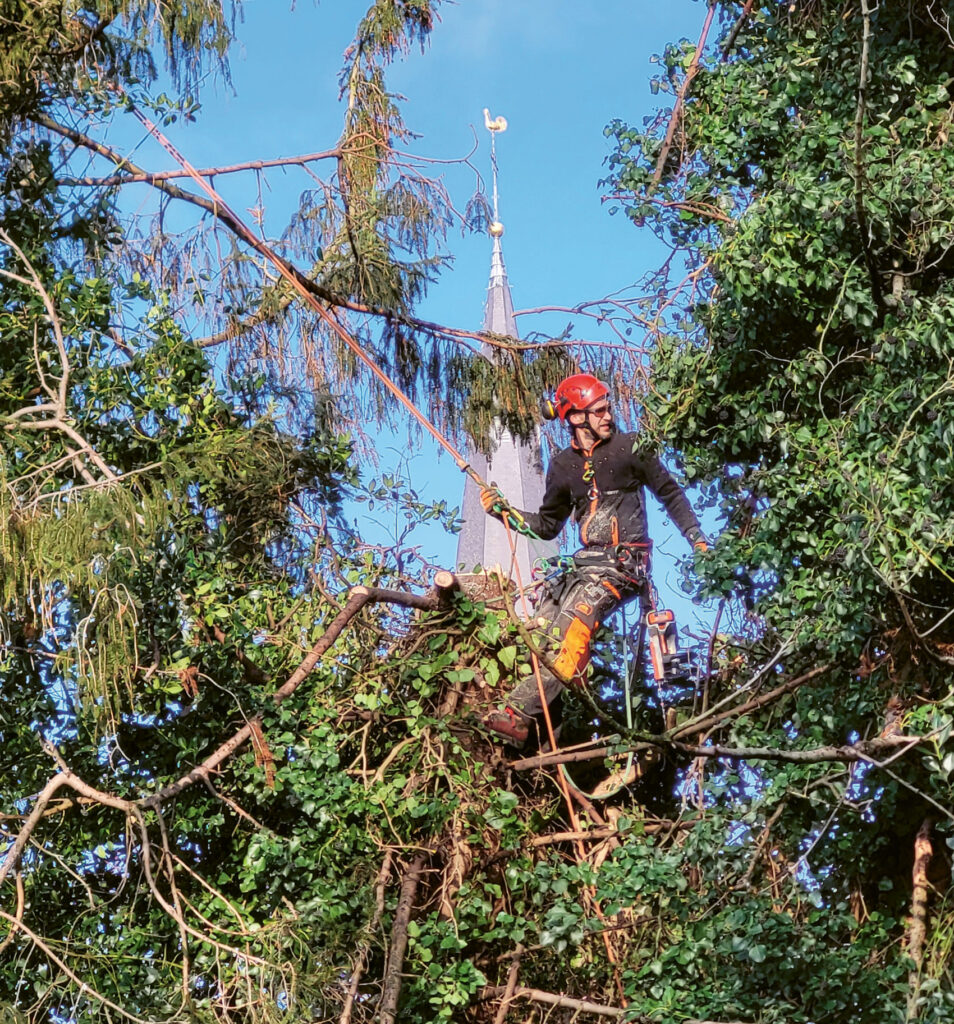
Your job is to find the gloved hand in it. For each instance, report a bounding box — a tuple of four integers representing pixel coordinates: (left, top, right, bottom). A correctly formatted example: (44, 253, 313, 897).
(688, 528, 709, 554)
(480, 486, 505, 515)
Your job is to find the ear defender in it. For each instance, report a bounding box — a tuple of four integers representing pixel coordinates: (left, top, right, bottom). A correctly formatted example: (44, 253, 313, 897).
(540, 397, 559, 421)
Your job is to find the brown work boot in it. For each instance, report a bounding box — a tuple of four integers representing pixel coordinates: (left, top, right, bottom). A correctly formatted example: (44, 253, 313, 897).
(483, 706, 530, 747)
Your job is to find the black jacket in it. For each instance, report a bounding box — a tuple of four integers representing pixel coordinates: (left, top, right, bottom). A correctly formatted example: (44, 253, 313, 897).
(515, 431, 703, 549)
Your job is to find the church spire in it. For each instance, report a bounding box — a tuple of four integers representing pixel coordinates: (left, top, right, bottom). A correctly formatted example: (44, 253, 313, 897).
(456, 112, 556, 581)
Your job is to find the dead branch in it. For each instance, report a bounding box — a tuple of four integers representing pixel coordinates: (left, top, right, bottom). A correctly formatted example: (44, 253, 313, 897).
(378, 853, 427, 1024)
(906, 817, 935, 1020)
(0, 231, 118, 486)
(529, 819, 689, 847)
(509, 733, 928, 773)
(60, 148, 340, 187)
(671, 663, 832, 739)
(482, 985, 624, 1018)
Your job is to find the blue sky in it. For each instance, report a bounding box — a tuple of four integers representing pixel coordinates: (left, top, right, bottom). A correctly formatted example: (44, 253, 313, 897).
(119, 0, 711, 611)
(208, 0, 705, 326)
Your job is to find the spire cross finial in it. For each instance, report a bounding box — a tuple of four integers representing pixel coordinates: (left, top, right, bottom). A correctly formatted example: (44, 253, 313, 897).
(483, 108, 507, 236)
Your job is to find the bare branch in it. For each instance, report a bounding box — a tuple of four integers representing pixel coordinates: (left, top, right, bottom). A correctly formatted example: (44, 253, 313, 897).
(0, 774, 70, 889)
(0, 910, 159, 1024)
(481, 985, 624, 1019)
(649, 0, 717, 190)
(60, 148, 341, 187)
(670, 663, 832, 740)
(492, 945, 524, 1024)
(509, 733, 928, 773)
(340, 850, 393, 1024)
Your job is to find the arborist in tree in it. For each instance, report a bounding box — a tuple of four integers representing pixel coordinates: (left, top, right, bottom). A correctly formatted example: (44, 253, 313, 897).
(480, 372, 708, 746)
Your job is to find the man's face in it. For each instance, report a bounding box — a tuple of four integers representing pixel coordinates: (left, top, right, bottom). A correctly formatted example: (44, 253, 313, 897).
(569, 400, 613, 442)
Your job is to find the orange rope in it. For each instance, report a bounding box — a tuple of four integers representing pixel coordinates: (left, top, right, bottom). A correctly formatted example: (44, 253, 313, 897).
(500, 520, 626, 995)
(126, 104, 486, 489)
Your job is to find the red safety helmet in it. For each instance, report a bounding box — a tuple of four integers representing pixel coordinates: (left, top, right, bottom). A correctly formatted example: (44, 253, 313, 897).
(542, 373, 610, 422)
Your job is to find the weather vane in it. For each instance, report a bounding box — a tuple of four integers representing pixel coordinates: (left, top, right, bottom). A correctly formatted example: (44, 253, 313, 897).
(483, 108, 507, 238)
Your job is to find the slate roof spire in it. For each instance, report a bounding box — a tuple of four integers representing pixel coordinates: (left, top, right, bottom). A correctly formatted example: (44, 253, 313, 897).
(456, 112, 556, 582)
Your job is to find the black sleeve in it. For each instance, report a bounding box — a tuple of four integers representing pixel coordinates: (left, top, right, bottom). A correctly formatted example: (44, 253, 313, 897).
(517, 462, 572, 541)
(641, 453, 704, 546)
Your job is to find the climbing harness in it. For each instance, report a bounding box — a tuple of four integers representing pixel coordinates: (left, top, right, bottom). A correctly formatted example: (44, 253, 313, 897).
(551, 551, 699, 801)
(532, 554, 577, 583)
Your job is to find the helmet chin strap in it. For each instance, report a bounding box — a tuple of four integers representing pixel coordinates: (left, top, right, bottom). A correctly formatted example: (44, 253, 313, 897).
(572, 413, 606, 445)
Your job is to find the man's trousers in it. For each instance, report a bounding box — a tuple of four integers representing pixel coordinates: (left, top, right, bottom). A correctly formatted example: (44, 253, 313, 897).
(505, 545, 650, 720)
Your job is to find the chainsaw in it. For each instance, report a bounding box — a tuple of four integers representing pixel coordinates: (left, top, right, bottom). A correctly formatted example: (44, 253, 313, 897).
(645, 608, 693, 683)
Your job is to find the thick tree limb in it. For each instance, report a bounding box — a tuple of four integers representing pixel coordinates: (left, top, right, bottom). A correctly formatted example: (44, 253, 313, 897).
(0, 575, 458, 885)
(378, 853, 427, 1024)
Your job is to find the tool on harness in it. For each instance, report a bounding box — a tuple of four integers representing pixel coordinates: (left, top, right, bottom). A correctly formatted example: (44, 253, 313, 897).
(646, 608, 692, 683)
(532, 554, 576, 582)
(612, 543, 651, 591)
